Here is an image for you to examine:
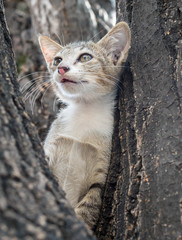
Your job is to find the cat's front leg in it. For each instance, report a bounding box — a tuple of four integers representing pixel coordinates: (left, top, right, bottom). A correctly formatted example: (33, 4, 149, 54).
(75, 185, 103, 229)
(43, 136, 74, 186)
(75, 154, 109, 229)
(44, 141, 57, 166)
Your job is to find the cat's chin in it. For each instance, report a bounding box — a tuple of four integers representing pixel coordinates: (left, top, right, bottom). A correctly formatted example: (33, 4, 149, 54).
(54, 77, 112, 104)
(55, 81, 84, 99)
(54, 75, 88, 96)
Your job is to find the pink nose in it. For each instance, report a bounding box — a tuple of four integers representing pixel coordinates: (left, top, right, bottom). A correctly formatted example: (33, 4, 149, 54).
(58, 66, 70, 75)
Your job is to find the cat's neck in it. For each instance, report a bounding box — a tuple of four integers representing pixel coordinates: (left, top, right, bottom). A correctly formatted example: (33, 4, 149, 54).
(69, 91, 116, 109)
(66, 91, 116, 121)
(60, 91, 116, 140)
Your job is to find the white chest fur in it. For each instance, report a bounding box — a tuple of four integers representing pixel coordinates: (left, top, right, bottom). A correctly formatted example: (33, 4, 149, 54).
(59, 95, 115, 143)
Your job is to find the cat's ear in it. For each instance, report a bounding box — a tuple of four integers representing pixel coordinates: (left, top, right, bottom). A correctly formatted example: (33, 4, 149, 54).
(39, 36, 63, 67)
(98, 22, 131, 65)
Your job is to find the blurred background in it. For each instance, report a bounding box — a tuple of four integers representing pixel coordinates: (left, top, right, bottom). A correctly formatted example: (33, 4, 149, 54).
(4, 0, 116, 140)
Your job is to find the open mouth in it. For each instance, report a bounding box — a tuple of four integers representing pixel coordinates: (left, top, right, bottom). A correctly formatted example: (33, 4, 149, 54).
(60, 78, 87, 84)
(61, 78, 77, 84)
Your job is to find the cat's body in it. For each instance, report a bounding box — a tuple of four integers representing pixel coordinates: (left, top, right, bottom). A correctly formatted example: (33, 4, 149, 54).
(39, 22, 130, 228)
(44, 96, 113, 224)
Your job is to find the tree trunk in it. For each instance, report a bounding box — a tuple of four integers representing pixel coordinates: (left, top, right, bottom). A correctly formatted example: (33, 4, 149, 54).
(0, 1, 95, 239)
(96, 0, 182, 239)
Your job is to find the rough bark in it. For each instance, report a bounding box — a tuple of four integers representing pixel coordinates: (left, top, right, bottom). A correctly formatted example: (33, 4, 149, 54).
(0, 1, 95, 239)
(96, 0, 182, 239)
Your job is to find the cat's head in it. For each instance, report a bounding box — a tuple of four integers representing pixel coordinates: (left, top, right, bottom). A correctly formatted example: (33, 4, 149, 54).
(39, 22, 130, 103)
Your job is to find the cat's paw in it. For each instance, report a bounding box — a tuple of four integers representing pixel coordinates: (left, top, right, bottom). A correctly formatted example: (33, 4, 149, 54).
(75, 205, 98, 230)
(44, 145, 57, 166)
(45, 155, 49, 163)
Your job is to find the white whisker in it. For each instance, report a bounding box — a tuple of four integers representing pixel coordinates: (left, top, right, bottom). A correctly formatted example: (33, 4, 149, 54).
(21, 76, 50, 93)
(53, 96, 58, 112)
(24, 80, 50, 100)
(88, 29, 105, 42)
(31, 88, 41, 114)
(18, 71, 49, 81)
(31, 82, 52, 114)
(41, 82, 54, 109)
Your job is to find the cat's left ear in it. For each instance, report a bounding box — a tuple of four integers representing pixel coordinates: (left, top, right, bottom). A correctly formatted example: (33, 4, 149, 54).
(98, 22, 131, 65)
(39, 36, 63, 68)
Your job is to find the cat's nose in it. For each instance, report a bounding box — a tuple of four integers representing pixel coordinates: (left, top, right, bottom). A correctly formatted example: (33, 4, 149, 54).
(58, 66, 70, 75)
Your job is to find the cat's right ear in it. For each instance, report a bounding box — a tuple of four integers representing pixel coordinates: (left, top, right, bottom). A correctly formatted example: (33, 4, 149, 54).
(98, 22, 131, 66)
(39, 36, 63, 68)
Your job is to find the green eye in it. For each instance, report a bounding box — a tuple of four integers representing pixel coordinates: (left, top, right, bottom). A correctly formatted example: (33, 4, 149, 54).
(79, 54, 92, 62)
(53, 57, 62, 66)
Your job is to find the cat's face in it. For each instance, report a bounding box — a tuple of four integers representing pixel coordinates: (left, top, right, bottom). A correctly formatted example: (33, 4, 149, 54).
(39, 22, 130, 103)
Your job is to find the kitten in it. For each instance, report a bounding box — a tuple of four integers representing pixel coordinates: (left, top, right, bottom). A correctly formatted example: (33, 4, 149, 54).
(39, 22, 131, 228)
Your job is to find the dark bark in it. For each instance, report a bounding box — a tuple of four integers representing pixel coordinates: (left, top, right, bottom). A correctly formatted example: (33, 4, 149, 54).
(0, 1, 95, 239)
(96, 0, 182, 239)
